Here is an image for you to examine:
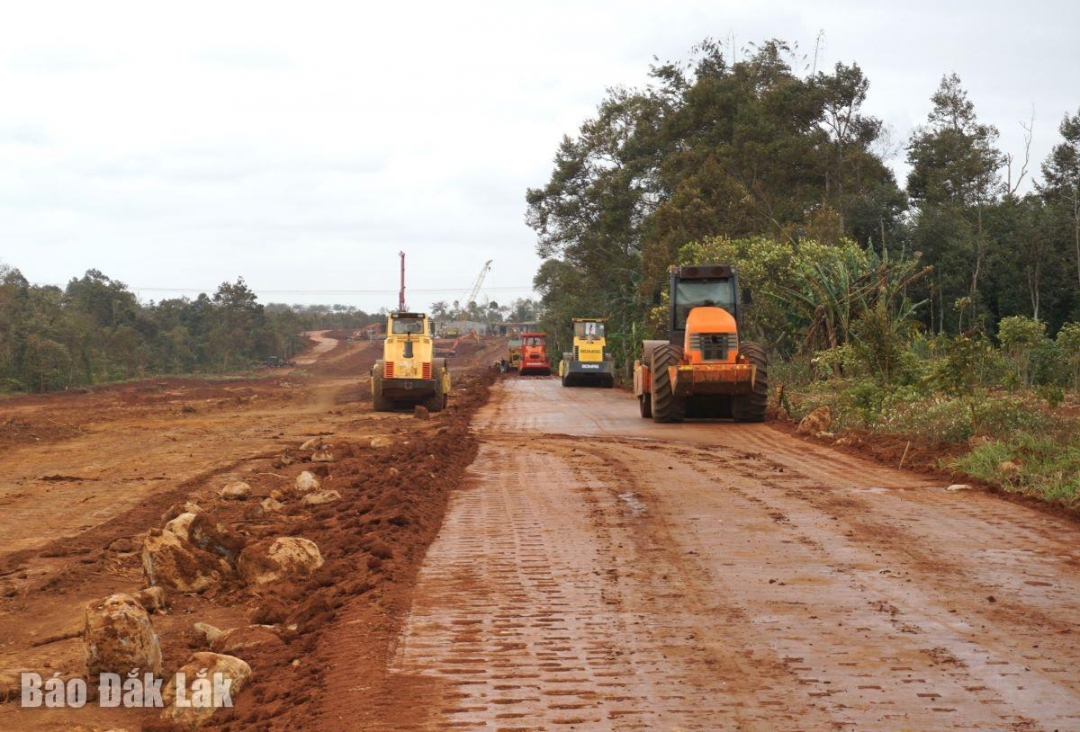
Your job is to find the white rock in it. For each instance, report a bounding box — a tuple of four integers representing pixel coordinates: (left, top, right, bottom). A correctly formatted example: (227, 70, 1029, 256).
(797, 406, 832, 436)
(301, 490, 341, 507)
(161, 652, 251, 729)
(193, 622, 224, 644)
(299, 437, 323, 450)
(142, 530, 229, 593)
(220, 481, 251, 500)
(261, 497, 285, 513)
(211, 626, 284, 655)
(946, 483, 973, 492)
(133, 586, 168, 614)
(84, 593, 163, 677)
(311, 448, 335, 462)
(294, 471, 320, 492)
(164, 512, 198, 541)
(237, 537, 324, 585)
(370, 436, 393, 449)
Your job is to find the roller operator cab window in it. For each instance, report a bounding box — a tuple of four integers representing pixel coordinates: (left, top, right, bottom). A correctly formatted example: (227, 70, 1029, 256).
(523, 336, 544, 346)
(574, 322, 605, 339)
(673, 279, 736, 331)
(392, 318, 424, 335)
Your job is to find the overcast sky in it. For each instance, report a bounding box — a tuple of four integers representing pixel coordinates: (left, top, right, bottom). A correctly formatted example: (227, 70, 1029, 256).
(1, 0, 1077, 313)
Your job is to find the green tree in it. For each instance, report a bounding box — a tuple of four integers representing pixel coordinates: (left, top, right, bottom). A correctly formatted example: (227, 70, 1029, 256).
(526, 38, 902, 373)
(1040, 107, 1080, 294)
(907, 74, 1004, 332)
(64, 269, 139, 330)
(207, 278, 265, 369)
(22, 333, 72, 392)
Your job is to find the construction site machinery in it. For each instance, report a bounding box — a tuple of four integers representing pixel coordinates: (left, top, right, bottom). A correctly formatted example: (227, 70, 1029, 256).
(434, 330, 480, 358)
(371, 311, 451, 412)
(633, 264, 767, 423)
(358, 322, 384, 340)
(507, 337, 523, 371)
(518, 332, 551, 376)
(560, 318, 615, 387)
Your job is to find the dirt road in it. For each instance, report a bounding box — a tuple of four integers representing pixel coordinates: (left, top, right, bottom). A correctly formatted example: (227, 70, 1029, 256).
(357, 377, 1080, 731)
(4, 349, 1080, 732)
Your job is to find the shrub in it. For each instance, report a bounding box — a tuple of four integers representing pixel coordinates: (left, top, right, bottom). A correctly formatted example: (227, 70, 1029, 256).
(1032, 338, 1067, 387)
(997, 316, 1048, 388)
(1036, 384, 1065, 409)
(1055, 322, 1080, 390)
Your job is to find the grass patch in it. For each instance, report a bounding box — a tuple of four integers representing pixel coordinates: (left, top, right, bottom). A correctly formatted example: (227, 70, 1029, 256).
(950, 431, 1080, 503)
(781, 375, 1079, 504)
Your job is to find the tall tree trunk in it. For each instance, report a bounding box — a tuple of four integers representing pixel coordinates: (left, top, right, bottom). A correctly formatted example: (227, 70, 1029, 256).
(1074, 193, 1080, 290)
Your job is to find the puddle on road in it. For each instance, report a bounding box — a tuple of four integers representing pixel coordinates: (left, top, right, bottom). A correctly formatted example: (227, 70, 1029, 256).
(618, 491, 646, 514)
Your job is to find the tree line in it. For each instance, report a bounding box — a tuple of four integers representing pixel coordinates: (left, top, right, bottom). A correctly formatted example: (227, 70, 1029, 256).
(0, 266, 379, 392)
(526, 38, 1080, 364)
(428, 297, 540, 324)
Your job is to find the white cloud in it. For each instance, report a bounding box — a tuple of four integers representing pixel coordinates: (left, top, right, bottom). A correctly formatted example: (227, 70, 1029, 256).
(1, 0, 1077, 310)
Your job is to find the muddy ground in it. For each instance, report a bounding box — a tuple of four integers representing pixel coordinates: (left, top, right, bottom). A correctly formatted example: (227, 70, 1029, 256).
(345, 378, 1080, 731)
(3, 339, 1080, 731)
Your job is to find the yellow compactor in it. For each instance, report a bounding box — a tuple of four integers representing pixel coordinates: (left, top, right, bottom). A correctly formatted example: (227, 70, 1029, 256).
(559, 318, 615, 388)
(371, 311, 451, 411)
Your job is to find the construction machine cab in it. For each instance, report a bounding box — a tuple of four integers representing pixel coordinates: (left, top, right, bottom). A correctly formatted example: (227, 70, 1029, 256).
(392, 316, 425, 335)
(575, 320, 604, 340)
(668, 265, 741, 342)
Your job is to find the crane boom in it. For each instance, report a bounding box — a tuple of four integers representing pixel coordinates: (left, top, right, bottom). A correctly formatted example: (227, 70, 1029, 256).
(465, 259, 493, 306)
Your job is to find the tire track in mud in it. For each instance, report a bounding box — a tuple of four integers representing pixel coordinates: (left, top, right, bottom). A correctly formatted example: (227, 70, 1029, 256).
(386, 378, 1080, 730)
(389, 437, 834, 730)
(598, 438, 1080, 730)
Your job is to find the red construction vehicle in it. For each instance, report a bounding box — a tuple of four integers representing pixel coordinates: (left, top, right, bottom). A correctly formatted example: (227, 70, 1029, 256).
(518, 332, 551, 376)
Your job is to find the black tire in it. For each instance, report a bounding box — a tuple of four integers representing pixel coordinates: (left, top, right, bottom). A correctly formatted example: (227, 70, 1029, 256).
(371, 363, 395, 412)
(639, 393, 652, 418)
(650, 343, 685, 423)
(424, 361, 449, 412)
(732, 341, 768, 422)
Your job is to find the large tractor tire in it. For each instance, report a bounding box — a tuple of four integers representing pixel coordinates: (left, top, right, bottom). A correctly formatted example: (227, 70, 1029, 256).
(650, 343, 685, 423)
(732, 342, 768, 422)
(561, 352, 573, 387)
(424, 360, 449, 412)
(371, 363, 395, 412)
(638, 393, 652, 418)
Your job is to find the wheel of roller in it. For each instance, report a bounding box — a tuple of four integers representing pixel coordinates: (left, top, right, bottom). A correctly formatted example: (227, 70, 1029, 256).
(732, 341, 768, 422)
(371, 363, 395, 412)
(639, 393, 652, 418)
(650, 343, 685, 423)
(423, 360, 448, 412)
